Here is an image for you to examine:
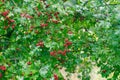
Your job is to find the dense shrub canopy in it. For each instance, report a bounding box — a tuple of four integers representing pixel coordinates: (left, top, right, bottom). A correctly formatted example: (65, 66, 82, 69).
(0, 0, 120, 80)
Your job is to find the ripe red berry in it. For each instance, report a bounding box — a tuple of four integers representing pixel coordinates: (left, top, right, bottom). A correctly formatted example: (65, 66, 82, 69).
(62, 50, 67, 56)
(12, 24, 15, 29)
(0, 66, 6, 71)
(1, 10, 9, 17)
(40, 23, 48, 28)
(52, 19, 59, 24)
(54, 74, 58, 80)
(50, 51, 56, 56)
(54, 12, 59, 16)
(64, 39, 72, 47)
(27, 61, 31, 65)
(66, 41, 72, 45)
(36, 41, 44, 47)
(68, 31, 73, 34)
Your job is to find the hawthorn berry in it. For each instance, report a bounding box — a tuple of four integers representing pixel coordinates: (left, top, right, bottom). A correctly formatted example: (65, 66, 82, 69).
(54, 12, 59, 16)
(1, 10, 9, 17)
(54, 74, 58, 80)
(0, 65, 6, 71)
(61, 50, 67, 56)
(40, 23, 48, 28)
(50, 51, 56, 56)
(12, 24, 15, 29)
(68, 31, 73, 34)
(27, 61, 31, 65)
(36, 41, 44, 47)
(64, 39, 72, 47)
(52, 19, 59, 24)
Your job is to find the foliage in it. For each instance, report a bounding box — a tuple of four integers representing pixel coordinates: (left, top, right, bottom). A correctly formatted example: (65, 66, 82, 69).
(0, 0, 120, 80)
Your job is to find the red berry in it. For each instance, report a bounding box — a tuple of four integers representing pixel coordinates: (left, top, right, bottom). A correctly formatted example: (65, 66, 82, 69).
(2, 10, 9, 17)
(54, 74, 58, 80)
(27, 61, 31, 65)
(50, 51, 56, 56)
(68, 31, 73, 34)
(12, 24, 15, 29)
(54, 12, 59, 16)
(52, 19, 59, 24)
(64, 43, 68, 47)
(40, 23, 48, 28)
(66, 41, 72, 45)
(0, 66, 6, 71)
(36, 41, 44, 47)
(62, 50, 67, 56)
(64, 39, 72, 47)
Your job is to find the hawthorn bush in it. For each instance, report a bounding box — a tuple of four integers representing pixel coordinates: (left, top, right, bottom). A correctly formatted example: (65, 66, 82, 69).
(0, 0, 120, 80)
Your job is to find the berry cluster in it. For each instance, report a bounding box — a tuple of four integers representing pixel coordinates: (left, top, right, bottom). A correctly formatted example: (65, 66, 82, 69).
(40, 23, 48, 28)
(1, 10, 16, 29)
(64, 38, 72, 47)
(36, 41, 44, 47)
